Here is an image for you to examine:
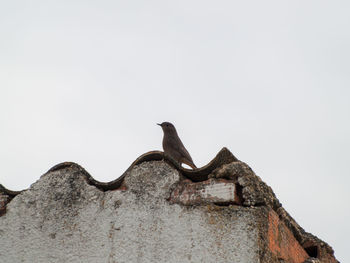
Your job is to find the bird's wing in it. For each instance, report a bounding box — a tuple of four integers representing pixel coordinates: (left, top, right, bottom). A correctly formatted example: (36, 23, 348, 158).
(179, 145, 194, 163)
(176, 140, 196, 168)
(166, 134, 196, 168)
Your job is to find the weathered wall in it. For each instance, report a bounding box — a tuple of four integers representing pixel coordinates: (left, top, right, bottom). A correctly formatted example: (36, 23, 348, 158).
(1, 162, 261, 263)
(0, 151, 338, 263)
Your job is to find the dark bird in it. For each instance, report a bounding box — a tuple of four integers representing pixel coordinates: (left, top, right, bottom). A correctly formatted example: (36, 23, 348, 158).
(157, 122, 197, 169)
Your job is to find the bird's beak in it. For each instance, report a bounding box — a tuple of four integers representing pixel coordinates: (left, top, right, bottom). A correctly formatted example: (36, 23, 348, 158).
(157, 123, 161, 126)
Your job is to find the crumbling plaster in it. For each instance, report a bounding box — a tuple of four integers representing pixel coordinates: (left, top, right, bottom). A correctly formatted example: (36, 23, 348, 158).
(0, 149, 338, 263)
(1, 161, 260, 263)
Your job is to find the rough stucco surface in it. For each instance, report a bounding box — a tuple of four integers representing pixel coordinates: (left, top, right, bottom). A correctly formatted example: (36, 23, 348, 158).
(0, 161, 261, 263)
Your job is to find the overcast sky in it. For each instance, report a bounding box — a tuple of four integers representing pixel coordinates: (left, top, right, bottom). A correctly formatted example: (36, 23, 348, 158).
(1, 1, 349, 262)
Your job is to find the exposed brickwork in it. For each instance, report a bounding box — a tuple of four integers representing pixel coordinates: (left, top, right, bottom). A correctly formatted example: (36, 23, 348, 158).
(302, 239, 338, 263)
(268, 210, 309, 263)
(212, 161, 339, 263)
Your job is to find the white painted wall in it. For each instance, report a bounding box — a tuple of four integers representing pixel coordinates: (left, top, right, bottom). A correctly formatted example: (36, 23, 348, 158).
(0, 161, 260, 263)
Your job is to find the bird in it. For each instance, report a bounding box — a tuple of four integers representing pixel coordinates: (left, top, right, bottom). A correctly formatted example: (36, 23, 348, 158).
(157, 122, 197, 169)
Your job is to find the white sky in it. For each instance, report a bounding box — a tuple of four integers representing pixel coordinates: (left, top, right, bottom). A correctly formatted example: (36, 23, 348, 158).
(1, 1, 349, 262)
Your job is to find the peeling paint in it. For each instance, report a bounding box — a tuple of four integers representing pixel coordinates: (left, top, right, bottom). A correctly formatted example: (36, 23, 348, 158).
(201, 182, 235, 201)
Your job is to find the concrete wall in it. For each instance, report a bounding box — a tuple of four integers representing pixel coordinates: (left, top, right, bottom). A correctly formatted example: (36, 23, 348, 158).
(0, 162, 260, 263)
(0, 157, 338, 263)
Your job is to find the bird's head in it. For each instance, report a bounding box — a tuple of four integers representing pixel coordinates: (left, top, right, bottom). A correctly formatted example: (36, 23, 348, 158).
(157, 122, 177, 134)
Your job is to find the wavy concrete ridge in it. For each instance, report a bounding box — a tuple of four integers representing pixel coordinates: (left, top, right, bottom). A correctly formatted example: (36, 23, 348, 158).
(0, 147, 237, 195)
